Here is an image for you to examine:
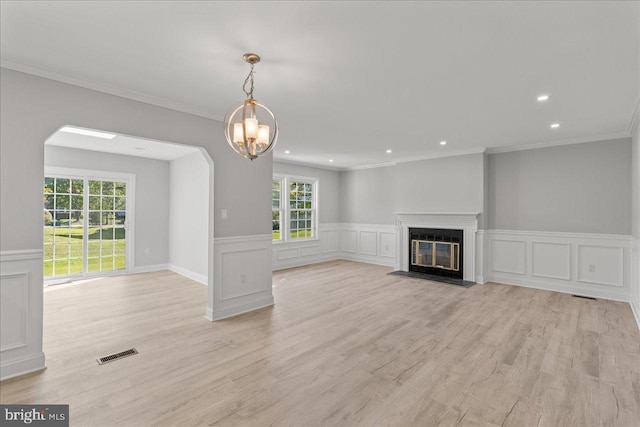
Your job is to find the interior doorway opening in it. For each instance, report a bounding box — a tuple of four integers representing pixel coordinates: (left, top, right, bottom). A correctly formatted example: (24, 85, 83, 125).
(43, 126, 213, 290)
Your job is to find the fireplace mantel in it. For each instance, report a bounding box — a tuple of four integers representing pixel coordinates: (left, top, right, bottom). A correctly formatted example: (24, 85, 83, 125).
(395, 212, 480, 282)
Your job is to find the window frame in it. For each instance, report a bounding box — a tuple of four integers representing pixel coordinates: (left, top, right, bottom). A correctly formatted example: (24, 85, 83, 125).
(272, 173, 319, 243)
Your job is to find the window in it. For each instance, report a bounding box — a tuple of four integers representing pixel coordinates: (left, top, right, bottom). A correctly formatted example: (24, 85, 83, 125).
(43, 168, 132, 280)
(272, 174, 318, 242)
(272, 178, 283, 241)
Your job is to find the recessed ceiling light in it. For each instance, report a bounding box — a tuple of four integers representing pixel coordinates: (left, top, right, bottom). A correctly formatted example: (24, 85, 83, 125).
(550, 123, 560, 129)
(440, 141, 447, 146)
(329, 159, 334, 163)
(284, 150, 290, 154)
(537, 94, 550, 102)
(60, 126, 116, 140)
(386, 149, 392, 153)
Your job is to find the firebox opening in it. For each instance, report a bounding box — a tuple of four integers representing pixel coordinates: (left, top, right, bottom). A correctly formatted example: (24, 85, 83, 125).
(409, 228, 463, 279)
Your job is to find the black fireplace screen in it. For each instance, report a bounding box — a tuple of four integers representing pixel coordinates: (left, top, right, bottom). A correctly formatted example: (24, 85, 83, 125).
(409, 228, 463, 279)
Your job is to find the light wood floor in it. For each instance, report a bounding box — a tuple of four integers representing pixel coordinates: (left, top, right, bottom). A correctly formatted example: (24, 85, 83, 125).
(2, 261, 639, 426)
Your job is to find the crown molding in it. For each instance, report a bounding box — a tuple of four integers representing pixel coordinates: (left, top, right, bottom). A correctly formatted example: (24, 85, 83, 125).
(485, 132, 631, 155)
(272, 157, 343, 172)
(1, 60, 223, 122)
(627, 96, 640, 135)
(347, 162, 397, 171)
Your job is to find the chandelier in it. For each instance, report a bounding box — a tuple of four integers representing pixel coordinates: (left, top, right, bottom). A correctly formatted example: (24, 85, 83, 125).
(223, 53, 278, 161)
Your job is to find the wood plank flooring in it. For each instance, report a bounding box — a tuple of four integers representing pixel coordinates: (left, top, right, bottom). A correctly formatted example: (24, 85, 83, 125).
(1, 260, 639, 426)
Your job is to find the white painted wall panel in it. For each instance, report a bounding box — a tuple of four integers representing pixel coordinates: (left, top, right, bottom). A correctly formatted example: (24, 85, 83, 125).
(0, 272, 28, 351)
(577, 245, 623, 287)
(341, 230, 357, 253)
(321, 230, 339, 253)
(358, 231, 377, 256)
(532, 242, 571, 281)
(484, 230, 631, 302)
(492, 240, 526, 275)
(379, 232, 395, 258)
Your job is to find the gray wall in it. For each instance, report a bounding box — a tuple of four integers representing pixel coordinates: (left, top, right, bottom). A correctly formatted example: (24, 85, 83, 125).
(631, 124, 639, 312)
(633, 126, 640, 241)
(0, 68, 272, 254)
(488, 138, 632, 234)
(339, 154, 486, 226)
(44, 145, 170, 267)
(273, 162, 341, 223)
(169, 152, 209, 277)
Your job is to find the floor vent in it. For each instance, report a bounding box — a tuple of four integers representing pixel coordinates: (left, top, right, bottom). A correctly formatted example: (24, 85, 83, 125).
(572, 295, 597, 301)
(97, 348, 138, 365)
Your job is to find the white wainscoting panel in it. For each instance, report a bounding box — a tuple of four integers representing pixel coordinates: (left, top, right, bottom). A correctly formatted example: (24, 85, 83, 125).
(272, 224, 341, 270)
(532, 242, 571, 281)
(0, 272, 29, 352)
(358, 231, 378, 256)
(208, 235, 274, 321)
(492, 239, 526, 275)
(379, 232, 395, 259)
(484, 230, 632, 302)
(340, 230, 357, 254)
(321, 230, 339, 254)
(272, 224, 396, 270)
(631, 237, 640, 331)
(0, 250, 46, 380)
(577, 245, 623, 287)
(338, 224, 396, 267)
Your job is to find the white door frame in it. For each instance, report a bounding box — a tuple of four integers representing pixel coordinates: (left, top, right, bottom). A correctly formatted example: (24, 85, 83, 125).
(44, 166, 136, 282)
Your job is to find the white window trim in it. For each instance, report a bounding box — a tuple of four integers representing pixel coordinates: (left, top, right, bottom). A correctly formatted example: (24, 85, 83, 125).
(273, 173, 319, 244)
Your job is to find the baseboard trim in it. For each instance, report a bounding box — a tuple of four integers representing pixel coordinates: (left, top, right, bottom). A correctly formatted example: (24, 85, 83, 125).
(273, 255, 340, 271)
(167, 264, 207, 285)
(0, 352, 46, 382)
(487, 274, 630, 303)
(133, 264, 169, 274)
(339, 252, 395, 267)
(208, 295, 275, 321)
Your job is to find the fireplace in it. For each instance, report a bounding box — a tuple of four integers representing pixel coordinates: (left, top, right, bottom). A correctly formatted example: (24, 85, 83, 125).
(409, 228, 463, 279)
(395, 212, 479, 282)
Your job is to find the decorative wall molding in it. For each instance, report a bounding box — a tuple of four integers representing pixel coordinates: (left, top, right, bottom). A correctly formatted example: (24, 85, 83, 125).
(483, 230, 632, 302)
(337, 223, 396, 267)
(1, 60, 221, 122)
(0, 250, 45, 381)
(209, 234, 273, 321)
(272, 224, 396, 270)
(631, 237, 640, 331)
(395, 212, 479, 281)
(133, 264, 170, 274)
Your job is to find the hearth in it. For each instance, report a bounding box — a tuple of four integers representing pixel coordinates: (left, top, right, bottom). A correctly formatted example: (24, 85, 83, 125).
(409, 227, 463, 279)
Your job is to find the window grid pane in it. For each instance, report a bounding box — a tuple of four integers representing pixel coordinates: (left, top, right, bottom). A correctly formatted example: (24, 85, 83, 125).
(272, 180, 282, 241)
(288, 180, 314, 240)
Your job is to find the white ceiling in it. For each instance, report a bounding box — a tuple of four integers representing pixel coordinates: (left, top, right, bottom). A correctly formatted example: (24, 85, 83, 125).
(46, 130, 200, 161)
(2, 1, 639, 169)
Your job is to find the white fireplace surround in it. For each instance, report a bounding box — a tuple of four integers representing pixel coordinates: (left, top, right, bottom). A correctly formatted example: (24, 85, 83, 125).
(395, 212, 480, 282)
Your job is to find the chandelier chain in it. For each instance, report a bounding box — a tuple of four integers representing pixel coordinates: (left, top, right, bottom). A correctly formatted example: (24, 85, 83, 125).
(242, 63, 255, 99)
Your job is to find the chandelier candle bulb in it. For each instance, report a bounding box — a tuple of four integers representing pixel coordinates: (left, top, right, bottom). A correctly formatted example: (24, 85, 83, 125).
(244, 118, 259, 139)
(257, 125, 270, 147)
(233, 123, 244, 144)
